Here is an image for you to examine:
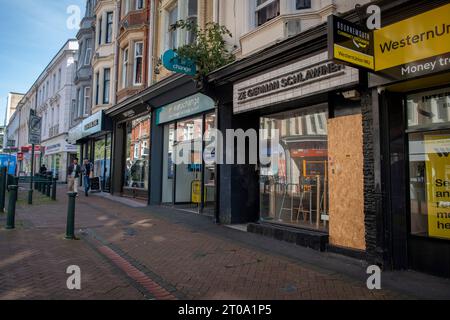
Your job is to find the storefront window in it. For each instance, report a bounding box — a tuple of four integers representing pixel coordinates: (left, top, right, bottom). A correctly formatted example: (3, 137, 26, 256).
(94, 138, 106, 190)
(408, 92, 450, 241)
(123, 114, 151, 191)
(260, 105, 329, 230)
(203, 113, 216, 213)
(407, 88, 450, 129)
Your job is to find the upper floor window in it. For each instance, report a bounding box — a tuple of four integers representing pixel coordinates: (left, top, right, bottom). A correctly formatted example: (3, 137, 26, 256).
(186, 0, 198, 44)
(83, 87, 91, 115)
(136, 0, 144, 10)
(106, 12, 114, 44)
(296, 0, 311, 10)
(133, 42, 144, 85)
(58, 68, 62, 89)
(95, 71, 100, 105)
(122, 47, 129, 88)
(98, 16, 103, 45)
(168, 4, 178, 50)
(103, 68, 111, 104)
(256, 0, 280, 27)
(84, 39, 92, 65)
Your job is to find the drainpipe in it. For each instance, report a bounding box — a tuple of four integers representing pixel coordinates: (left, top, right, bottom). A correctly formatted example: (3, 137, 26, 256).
(213, 0, 220, 24)
(148, 0, 157, 86)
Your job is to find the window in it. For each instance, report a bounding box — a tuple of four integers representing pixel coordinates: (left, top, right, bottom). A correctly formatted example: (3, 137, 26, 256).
(260, 105, 329, 230)
(83, 87, 91, 115)
(168, 5, 178, 49)
(98, 16, 103, 45)
(103, 68, 111, 104)
(136, 0, 144, 10)
(255, 0, 280, 27)
(78, 41, 83, 68)
(122, 47, 129, 88)
(58, 68, 62, 89)
(106, 12, 113, 44)
(296, 0, 311, 10)
(95, 71, 100, 105)
(53, 74, 56, 94)
(186, 0, 198, 44)
(133, 42, 143, 85)
(124, 0, 130, 14)
(77, 88, 83, 117)
(84, 39, 92, 65)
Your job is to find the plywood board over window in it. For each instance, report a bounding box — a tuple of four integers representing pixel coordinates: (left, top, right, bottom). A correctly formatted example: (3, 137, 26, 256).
(328, 114, 366, 251)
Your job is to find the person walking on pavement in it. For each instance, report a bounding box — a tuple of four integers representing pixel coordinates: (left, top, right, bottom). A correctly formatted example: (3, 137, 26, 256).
(39, 164, 47, 174)
(82, 158, 93, 197)
(67, 158, 81, 193)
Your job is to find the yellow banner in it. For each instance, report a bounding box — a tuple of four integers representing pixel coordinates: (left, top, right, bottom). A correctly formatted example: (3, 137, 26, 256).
(425, 134, 450, 240)
(334, 44, 375, 70)
(374, 3, 450, 71)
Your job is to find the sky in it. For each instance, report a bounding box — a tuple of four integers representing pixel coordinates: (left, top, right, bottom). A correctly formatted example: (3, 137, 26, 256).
(0, 0, 85, 125)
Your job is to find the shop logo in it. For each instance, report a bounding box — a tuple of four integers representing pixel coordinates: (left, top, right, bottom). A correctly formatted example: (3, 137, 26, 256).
(435, 148, 450, 158)
(66, 265, 81, 290)
(66, 5, 81, 30)
(366, 265, 381, 290)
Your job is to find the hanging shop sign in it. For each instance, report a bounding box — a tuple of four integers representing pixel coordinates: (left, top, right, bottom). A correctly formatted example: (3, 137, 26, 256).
(329, 3, 450, 80)
(156, 93, 215, 125)
(234, 52, 359, 114)
(425, 134, 450, 240)
(44, 142, 78, 156)
(28, 110, 42, 145)
(162, 49, 197, 76)
(82, 111, 103, 137)
(328, 15, 374, 70)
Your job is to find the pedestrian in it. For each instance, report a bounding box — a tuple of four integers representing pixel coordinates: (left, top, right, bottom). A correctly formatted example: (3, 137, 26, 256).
(67, 158, 81, 193)
(82, 158, 93, 197)
(39, 164, 47, 174)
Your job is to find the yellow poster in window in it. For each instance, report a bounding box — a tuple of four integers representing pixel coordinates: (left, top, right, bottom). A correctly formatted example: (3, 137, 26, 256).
(191, 180, 202, 204)
(425, 135, 450, 239)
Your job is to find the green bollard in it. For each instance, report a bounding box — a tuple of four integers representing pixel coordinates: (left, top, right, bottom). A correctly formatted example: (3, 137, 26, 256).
(0, 167, 6, 213)
(51, 178, 57, 201)
(46, 177, 51, 197)
(28, 189, 33, 205)
(6, 185, 18, 230)
(65, 192, 77, 240)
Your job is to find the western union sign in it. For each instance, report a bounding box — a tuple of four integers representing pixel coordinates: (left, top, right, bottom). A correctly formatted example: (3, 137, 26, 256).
(328, 15, 375, 70)
(329, 3, 450, 79)
(374, 3, 450, 71)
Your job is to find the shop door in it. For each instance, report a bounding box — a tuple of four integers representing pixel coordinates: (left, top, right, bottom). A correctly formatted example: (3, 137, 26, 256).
(174, 117, 203, 208)
(406, 90, 450, 278)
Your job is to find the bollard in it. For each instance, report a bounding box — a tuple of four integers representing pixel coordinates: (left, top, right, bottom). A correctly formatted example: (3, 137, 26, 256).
(51, 178, 57, 201)
(6, 185, 18, 230)
(34, 174, 39, 190)
(0, 167, 6, 213)
(28, 189, 33, 205)
(65, 192, 77, 240)
(41, 177, 46, 195)
(46, 177, 51, 197)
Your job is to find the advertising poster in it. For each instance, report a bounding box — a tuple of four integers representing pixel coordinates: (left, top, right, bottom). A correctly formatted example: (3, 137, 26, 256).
(425, 134, 450, 239)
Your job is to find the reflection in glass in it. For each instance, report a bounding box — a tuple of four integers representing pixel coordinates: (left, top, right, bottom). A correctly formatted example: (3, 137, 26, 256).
(260, 105, 329, 230)
(123, 114, 151, 191)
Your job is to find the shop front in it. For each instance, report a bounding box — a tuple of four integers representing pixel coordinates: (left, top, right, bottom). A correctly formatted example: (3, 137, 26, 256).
(365, 1, 450, 277)
(42, 139, 78, 182)
(210, 45, 366, 253)
(68, 111, 112, 192)
(157, 93, 217, 215)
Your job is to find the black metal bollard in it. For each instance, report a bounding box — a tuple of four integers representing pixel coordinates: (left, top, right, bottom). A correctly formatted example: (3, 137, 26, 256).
(28, 189, 33, 205)
(65, 192, 77, 240)
(0, 167, 6, 213)
(6, 185, 18, 229)
(51, 178, 57, 201)
(46, 177, 51, 197)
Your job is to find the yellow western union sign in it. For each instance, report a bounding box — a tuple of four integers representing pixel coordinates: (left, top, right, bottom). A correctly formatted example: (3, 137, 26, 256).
(425, 135, 450, 240)
(334, 44, 375, 70)
(374, 3, 450, 71)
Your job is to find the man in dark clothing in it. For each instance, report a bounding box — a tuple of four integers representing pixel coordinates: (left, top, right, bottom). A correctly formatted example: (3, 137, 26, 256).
(67, 158, 81, 193)
(39, 164, 47, 174)
(82, 158, 93, 197)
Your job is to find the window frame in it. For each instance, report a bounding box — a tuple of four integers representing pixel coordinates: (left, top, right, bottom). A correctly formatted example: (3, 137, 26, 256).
(83, 87, 91, 116)
(84, 38, 92, 66)
(255, 0, 280, 27)
(296, 0, 312, 10)
(106, 12, 114, 44)
(103, 68, 111, 104)
(122, 47, 129, 88)
(133, 42, 144, 86)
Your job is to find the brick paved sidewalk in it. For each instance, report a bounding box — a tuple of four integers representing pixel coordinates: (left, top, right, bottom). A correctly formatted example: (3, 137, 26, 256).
(0, 185, 448, 300)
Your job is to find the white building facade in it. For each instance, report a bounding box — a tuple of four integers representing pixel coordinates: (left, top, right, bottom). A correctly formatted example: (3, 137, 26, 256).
(36, 40, 79, 182)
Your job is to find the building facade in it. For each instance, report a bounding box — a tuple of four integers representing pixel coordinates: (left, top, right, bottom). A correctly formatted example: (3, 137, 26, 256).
(36, 40, 79, 182)
(5, 92, 24, 126)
